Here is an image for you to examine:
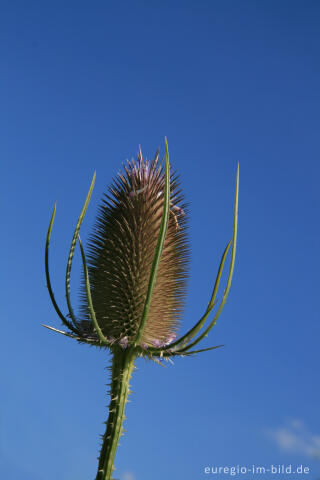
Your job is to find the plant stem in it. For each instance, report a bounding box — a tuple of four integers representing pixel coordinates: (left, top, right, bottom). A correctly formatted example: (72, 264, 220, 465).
(96, 348, 135, 480)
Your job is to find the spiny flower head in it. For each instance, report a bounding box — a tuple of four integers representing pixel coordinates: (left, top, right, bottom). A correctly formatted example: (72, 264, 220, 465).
(44, 139, 238, 360)
(80, 148, 190, 348)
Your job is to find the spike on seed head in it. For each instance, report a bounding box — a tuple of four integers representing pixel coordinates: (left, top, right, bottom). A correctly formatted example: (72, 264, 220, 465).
(80, 150, 190, 349)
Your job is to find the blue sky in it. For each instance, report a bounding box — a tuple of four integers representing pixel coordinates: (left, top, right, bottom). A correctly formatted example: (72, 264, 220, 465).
(1, 1, 320, 479)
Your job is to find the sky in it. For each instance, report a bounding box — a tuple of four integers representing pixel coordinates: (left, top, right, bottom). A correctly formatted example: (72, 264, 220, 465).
(1, 1, 320, 479)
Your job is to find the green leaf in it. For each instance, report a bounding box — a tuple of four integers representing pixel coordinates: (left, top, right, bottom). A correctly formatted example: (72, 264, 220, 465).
(175, 344, 224, 356)
(151, 344, 223, 357)
(78, 234, 108, 345)
(65, 172, 96, 329)
(42, 324, 101, 345)
(45, 203, 80, 334)
(42, 323, 79, 339)
(179, 163, 239, 353)
(134, 138, 171, 346)
(148, 240, 231, 353)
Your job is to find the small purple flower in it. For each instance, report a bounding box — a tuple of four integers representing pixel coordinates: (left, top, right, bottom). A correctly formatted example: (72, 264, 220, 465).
(150, 334, 177, 348)
(171, 205, 185, 216)
(164, 334, 177, 346)
(119, 336, 129, 349)
(129, 184, 148, 198)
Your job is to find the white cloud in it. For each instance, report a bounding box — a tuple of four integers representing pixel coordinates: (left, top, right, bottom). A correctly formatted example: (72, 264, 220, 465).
(267, 420, 320, 459)
(123, 472, 135, 480)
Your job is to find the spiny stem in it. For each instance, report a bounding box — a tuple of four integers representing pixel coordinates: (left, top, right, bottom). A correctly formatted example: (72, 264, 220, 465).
(96, 348, 136, 480)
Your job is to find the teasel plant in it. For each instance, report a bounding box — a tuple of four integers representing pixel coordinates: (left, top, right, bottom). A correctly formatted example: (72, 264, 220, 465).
(44, 139, 239, 480)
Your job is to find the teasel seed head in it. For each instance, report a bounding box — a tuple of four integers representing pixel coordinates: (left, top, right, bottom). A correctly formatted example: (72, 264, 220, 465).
(44, 139, 238, 360)
(80, 149, 190, 349)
